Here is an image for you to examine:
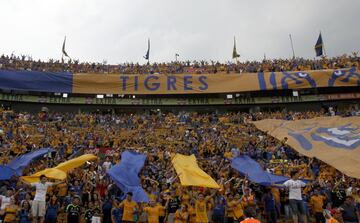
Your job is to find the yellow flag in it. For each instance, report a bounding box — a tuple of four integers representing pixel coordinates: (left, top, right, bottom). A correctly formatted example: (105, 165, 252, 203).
(21, 168, 67, 183)
(172, 154, 220, 188)
(21, 154, 97, 183)
(55, 154, 97, 172)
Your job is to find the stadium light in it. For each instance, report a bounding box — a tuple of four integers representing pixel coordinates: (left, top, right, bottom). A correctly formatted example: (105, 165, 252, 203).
(293, 91, 299, 97)
(96, 95, 104, 99)
(62, 93, 68, 98)
(132, 95, 136, 98)
(106, 94, 113, 97)
(226, 94, 233, 99)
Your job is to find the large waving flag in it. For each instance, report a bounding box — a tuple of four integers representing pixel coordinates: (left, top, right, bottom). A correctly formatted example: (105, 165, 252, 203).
(21, 168, 67, 183)
(172, 154, 220, 188)
(107, 151, 149, 203)
(0, 166, 16, 180)
(231, 155, 289, 186)
(7, 148, 54, 176)
(55, 154, 97, 172)
(21, 154, 97, 183)
(253, 116, 360, 178)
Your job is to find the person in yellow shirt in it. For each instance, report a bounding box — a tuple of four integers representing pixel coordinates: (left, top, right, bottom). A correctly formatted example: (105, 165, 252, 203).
(181, 189, 191, 206)
(187, 201, 197, 223)
(233, 194, 245, 222)
(3, 197, 19, 223)
(205, 193, 215, 223)
(195, 192, 216, 223)
(310, 190, 326, 223)
(271, 187, 281, 216)
(224, 150, 233, 160)
(144, 200, 163, 223)
(119, 192, 138, 223)
(156, 199, 166, 223)
(174, 204, 189, 223)
(226, 194, 235, 223)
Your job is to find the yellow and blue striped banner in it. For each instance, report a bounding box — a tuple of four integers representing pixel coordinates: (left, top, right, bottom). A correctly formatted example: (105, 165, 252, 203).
(0, 68, 359, 94)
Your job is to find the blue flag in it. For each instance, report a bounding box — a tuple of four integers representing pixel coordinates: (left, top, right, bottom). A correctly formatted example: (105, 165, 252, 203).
(107, 151, 149, 203)
(315, 33, 323, 57)
(0, 166, 15, 180)
(7, 148, 54, 176)
(231, 155, 289, 186)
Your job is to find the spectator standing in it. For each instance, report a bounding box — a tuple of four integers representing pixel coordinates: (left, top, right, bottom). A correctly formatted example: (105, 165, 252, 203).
(20, 175, 63, 223)
(119, 192, 138, 223)
(66, 196, 81, 223)
(340, 196, 359, 223)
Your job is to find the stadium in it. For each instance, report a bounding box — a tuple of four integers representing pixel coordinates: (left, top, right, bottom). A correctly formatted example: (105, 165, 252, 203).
(0, 1, 360, 223)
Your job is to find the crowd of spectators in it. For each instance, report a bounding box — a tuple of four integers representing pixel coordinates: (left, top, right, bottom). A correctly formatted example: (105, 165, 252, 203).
(0, 105, 359, 223)
(0, 53, 359, 74)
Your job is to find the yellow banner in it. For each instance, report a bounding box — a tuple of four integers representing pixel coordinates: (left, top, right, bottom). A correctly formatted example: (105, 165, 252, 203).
(21, 168, 67, 183)
(55, 154, 97, 172)
(172, 154, 220, 188)
(72, 68, 359, 94)
(21, 154, 97, 183)
(253, 116, 360, 178)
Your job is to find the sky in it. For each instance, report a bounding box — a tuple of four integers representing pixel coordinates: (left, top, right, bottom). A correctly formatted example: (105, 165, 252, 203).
(0, 0, 359, 64)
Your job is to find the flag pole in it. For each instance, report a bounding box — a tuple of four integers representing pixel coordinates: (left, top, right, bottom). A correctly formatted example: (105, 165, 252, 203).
(62, 36, 65, 63)
(147, 38, 150, 65)
(289, 34, 296, 59)
(233, 36, 238, 63)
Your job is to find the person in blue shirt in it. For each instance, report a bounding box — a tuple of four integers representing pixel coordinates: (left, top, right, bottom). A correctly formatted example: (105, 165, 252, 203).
(45, 195, 60, 223)
(18, 200, 31, 223)
(262, 188, 277, 223)
(69, 180, 83, 197)
(63, 190, 74, 207)
(111, 199, 123, 223)
(212, 195, 226, 223)
(102, 196, 113, 223)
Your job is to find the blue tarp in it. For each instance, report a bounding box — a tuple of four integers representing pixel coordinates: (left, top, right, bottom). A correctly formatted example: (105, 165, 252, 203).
(0, 166, 15, 180)
(0, 70, 72, 93)
(7, 148, 54, 176)
(231, 155, 289, 186)
(107, 151, 149, 203)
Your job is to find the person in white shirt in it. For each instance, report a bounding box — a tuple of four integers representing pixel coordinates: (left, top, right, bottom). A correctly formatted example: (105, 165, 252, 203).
(102, 156, 113, 172)
(281, 171, 308, 223)
(21, 175, 64, 223)
(0, 189, 13, 212)
(0, 189, 13, 221)
(0, 188, 22, 220)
